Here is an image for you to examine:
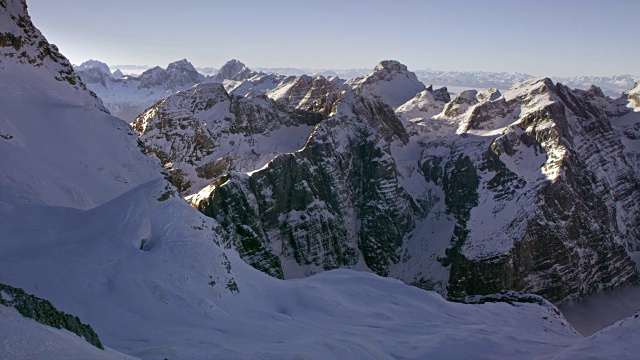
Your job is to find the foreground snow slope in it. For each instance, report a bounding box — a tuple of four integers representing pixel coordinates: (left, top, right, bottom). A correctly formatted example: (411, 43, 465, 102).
(0, 306, 135, 360)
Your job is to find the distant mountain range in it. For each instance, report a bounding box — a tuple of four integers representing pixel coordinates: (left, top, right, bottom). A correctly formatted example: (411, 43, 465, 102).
(75, 59, 639, 122)
(90, 61, 638, 97)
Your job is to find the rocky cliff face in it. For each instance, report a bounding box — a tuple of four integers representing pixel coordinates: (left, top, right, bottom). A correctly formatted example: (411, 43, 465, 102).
(135, 59, 640, 303)
(433, 78, 640, 301)
(195, 91, 415, 279)
(132, 82, 324, 195)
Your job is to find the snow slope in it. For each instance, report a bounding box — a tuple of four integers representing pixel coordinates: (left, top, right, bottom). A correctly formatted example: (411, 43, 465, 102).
(0, 306, 135, 360)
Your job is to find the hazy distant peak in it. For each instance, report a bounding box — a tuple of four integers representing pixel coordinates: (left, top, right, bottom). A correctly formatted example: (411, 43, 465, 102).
(76, 59, 112, 76)
(166, 58, 197, 72)
(373, 60, 409, 73)
(347, 59, 426, 109)
(216, 59, 249, 81)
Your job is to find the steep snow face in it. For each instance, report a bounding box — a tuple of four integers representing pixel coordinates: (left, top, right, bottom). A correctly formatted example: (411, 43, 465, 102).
(76, 59, 206, 121)
(347, 60, 427, 109)
(132, 83, 323, 195)
(0, 64, 164, 209)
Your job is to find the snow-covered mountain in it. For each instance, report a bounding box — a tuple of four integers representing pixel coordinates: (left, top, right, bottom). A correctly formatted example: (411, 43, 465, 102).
(346, 60, 427, 109)
(139, 57, 640, 304)
(4, 0, 640, 358)
(75, 59, 205, 121)
(131, 82, 323, 197)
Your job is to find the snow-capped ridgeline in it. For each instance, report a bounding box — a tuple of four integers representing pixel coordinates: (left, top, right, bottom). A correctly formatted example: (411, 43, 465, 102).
(75, 58, 205, 121)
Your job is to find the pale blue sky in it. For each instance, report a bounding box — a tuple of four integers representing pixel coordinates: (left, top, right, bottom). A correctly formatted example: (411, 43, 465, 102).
(27, 0, 639, 76)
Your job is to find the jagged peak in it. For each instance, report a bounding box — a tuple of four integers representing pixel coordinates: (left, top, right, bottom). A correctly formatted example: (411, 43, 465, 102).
(221, 59, 245, 69)
(75, 59, 111, 75)
(347, 60, 426, 109)
(216, 59, 249, 80)
(585, 84, 605, 98)
(372, 60, 408, 74)
(166, 58, 197, 73)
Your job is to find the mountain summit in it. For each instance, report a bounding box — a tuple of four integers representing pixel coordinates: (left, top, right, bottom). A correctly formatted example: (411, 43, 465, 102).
(347, 60, 427, 109)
